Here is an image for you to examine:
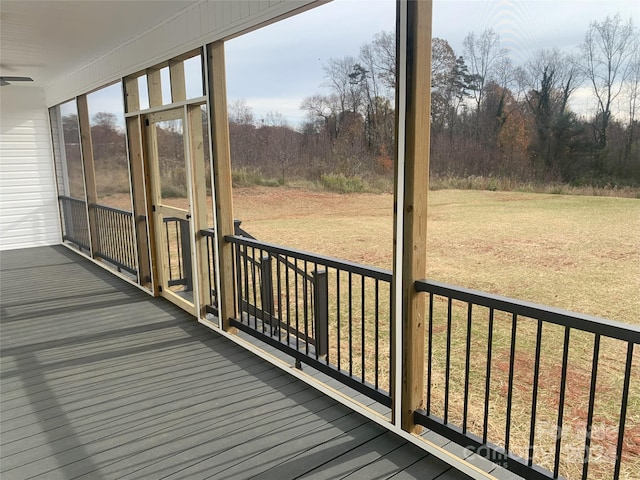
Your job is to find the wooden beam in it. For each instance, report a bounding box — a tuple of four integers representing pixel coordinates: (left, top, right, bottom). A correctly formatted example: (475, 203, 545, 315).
(76, 94, 100, 258)
(125, 115, 153, 289)
(187, 104, 211, 319)
(395, 0, 433, 434)
(143, 115, 162, 296)
(146, 108, 183, 123)
(169, 60, 186, 103)
(124, 76, 140, 113)
(147, 67, 162, 108)
(123, 77, 153, 288)
(207, 41, 237, 332)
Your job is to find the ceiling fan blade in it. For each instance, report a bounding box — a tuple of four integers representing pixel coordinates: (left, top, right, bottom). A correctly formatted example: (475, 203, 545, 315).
(0, 76, 33, 82)
(0, 79, 9, 86)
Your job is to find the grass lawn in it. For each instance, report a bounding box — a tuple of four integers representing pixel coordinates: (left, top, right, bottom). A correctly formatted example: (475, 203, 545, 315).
(233, 187, 639, 326)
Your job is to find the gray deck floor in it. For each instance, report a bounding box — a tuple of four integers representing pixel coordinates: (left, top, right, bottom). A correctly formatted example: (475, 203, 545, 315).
(1, 246, 472, 480)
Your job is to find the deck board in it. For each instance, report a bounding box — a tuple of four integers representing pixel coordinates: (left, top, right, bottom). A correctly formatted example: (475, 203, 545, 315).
(1, 246, 471, 480)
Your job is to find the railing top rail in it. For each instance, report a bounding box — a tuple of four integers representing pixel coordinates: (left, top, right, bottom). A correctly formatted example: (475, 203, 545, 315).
(416, 279, 640, 343)
(233, 220, 256, 240)
(202, 228, 311, 280)
(58, 195, 86, 204)
(225, 234, 393, 281)
(88, 203, 133, 217)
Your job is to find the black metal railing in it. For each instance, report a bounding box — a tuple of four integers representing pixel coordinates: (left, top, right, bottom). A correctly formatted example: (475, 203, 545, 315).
(225, 234, 393, 406)
(58, 196, 90, 251)
(163, 217, 192, 291)
(201, 228, 218, 315)
(414, 280, 640, 480)
(199, 220, 265, 317)
(90, 203, 137, 275)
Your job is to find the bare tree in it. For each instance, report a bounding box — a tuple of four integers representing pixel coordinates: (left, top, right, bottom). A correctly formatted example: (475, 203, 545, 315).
(368, 30, 396, 92)
(260, 112, 300, 182)
(430, 38, 473, 136)
(90, 112, 126, 165)
(323, 56, 363, 115)
(462, 28, 508, 116)
(303, 31, 397, 169)
(578, 13, 638, 148)
(359, 36, 395, 154)
(228, 98, 255, 126)
(518, 48, 582, 123)
(301, 93, 339, 139)
(431, 37, 457, 133)
(516, 49, 583, 177)
(92, 111, 118, 130)
(228, 99, 259, 169)
(622, 41, 640, 168)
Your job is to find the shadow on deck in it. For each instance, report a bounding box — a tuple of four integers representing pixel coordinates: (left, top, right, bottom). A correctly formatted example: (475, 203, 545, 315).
(1, 246, 471, 480)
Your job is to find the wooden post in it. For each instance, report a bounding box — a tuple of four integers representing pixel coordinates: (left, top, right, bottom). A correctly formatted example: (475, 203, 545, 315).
(169, 60, 186, 103)
(394, 0, 433, 434)
(76, 94, 100, 259)
(124, 75, 140, 114)
(124, 76, 153, 288)
(187, 104, 211, 318)
(147, 67, 162, 108)
(313, 269, 329, 358)
(207, 41, 237, 332)
(176, 219, 192, 291)
(142, 69, 163, 295)
(259, 255, 274, 317)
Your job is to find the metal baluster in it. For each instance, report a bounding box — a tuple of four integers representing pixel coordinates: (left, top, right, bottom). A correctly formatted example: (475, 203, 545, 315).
(505, 313, 518, 454)
(463, 302, 472, 433)
(614, 342, 634, 479)
(445, 297, 452, 424)
(374, 279, 379, 390)
(553, 326, 571, 478)
(361, 274, 365, 383)
(427, 293, 433, 415)
(529, 319, 544, 466)
(483, 308, 494, 444)
(582, 334, 601, 480)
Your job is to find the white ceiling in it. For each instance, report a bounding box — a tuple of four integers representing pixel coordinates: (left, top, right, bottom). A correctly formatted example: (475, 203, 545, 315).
(0, 0, 198, 87)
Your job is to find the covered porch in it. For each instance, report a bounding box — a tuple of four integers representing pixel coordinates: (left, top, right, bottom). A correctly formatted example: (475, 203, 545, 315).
(1, 245, 477, 480)
(1, 1, 638, 479)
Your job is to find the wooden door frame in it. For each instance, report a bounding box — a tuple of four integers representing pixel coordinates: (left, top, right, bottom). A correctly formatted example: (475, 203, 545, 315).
(144, 106, 197, 315)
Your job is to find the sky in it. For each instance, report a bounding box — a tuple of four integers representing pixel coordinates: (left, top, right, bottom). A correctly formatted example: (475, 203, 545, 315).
(224, 0, 639, 125)
(84, 0, 638, 127)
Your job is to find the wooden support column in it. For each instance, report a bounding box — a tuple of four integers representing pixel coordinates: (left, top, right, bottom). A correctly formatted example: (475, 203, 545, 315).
(395, 0, 433, 434)
(207, 41, 237, 332)
(169, 60, 186, 103)
(124, 76, 140, 113)
(187, 104, 211, 319)
(147, 67, 162, 108)
(77, 94, 99, 258)
(124, 76, 153, 289)
(143, 67, 163, 293)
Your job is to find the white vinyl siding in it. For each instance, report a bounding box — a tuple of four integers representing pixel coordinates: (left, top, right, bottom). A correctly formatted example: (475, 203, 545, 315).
(0, 87, 60, 250)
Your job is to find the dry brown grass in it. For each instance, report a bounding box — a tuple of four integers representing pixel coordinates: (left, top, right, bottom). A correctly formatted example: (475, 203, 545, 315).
(231, 187, 639, 326)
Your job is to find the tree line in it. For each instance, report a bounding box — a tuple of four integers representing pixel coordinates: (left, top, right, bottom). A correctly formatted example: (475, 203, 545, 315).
(63, 13, 639, 194)
(230, 13, 639, 187)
